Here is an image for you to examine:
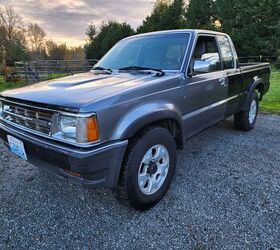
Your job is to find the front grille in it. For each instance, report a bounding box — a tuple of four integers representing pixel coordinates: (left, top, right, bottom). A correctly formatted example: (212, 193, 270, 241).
(1, 100, 53, 136)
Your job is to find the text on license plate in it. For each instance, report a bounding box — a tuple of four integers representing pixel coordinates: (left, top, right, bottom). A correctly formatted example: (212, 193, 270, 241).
(7, 135, 27, 161)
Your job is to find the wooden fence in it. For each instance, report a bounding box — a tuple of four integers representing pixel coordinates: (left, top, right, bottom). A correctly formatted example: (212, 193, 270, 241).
(14, 59, 98, 84)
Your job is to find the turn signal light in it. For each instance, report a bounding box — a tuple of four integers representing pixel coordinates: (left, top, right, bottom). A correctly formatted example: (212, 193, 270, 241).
(87, 116, 100, 142)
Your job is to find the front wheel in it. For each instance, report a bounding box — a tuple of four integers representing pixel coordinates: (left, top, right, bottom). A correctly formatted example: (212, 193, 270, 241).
(115, 126, 177, 210)
(234, 91, 259, 131)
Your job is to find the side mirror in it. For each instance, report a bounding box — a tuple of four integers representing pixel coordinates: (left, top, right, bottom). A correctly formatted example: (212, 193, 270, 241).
(192, 60, 211, 75)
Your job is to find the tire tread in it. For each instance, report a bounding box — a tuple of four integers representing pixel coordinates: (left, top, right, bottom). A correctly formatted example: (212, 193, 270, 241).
(115, 126, 176, 210)
(234, 91, 259, 131)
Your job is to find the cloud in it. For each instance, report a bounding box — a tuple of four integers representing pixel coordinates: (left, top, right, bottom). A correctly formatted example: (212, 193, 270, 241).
(0, 0, 155, 46)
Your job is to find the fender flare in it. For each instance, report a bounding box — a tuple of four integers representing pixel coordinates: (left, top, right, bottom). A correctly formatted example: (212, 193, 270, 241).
(112, 102, 184, 148)
(241, 78, 264, 110)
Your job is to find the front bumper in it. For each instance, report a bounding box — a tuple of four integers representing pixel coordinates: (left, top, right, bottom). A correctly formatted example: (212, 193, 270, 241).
(0, 122, 128, 188)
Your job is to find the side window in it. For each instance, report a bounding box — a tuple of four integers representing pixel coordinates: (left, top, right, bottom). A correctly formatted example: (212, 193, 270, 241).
(192, 36, 222, 73)
(217, 35, 235, 69)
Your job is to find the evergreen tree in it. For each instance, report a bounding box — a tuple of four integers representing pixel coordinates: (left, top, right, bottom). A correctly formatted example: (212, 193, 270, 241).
(215, 0, 280, 56)
(185, 0, 215, 30)
(84, 21, 135, 60)
(137, 0, 186, 33)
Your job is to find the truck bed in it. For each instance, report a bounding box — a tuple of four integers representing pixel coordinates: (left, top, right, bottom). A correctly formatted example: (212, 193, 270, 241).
(239, 62, 271, 96)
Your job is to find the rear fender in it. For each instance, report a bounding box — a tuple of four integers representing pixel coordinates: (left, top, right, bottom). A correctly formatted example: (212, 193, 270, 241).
(241, 77, 264, 110)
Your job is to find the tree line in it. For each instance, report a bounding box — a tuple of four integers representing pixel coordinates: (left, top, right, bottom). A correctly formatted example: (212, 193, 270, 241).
(85, 0, 280, 62)
(1, 1, 279, 69)
(0, 6, 85, 68)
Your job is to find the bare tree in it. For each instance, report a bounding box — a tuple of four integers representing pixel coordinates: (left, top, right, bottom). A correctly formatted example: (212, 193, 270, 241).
(45, 40, 57, 56)
(45, 40, 67, 60)
(27, 23, 46, 55)
(0, 6, 25, 67)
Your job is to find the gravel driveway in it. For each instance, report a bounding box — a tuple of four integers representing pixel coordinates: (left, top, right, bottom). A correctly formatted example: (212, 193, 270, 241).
(0, 114, 279, 249)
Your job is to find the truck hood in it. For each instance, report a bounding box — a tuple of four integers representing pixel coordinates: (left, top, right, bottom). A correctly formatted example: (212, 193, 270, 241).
(1, 72, 162, 110)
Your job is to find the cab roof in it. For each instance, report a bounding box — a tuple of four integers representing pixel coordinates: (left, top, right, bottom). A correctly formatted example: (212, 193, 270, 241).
(122, 29, 228, 41)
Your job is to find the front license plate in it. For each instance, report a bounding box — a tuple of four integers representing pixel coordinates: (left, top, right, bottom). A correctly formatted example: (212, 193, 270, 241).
(7, 135, 27, 161)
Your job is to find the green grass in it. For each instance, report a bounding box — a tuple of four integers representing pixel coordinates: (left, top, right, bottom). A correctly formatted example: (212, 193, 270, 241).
(0, 76, 25, 92)
(50, 73, 68, 79)
(260, 69, 280, 114)
(0, 72, 68, 93)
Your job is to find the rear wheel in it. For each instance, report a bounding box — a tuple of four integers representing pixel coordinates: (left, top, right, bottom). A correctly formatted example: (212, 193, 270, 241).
(115, 126, 177, 210)
(234, 91, 259, 131)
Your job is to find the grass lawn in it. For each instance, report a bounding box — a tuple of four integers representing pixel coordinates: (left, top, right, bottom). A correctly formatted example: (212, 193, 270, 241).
(0, 76, 25, 92)
(0, 73, 69, 93)
(260, 69, 280, 114)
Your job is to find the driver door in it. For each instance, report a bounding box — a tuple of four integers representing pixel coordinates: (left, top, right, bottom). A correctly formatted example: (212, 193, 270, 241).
(183, 35, 228, 137)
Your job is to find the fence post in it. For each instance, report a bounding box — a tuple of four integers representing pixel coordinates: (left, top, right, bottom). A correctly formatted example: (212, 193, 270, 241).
(47, 62, 51, 79)
(23, 62, 29, 85)
(34, 61, 39, 82)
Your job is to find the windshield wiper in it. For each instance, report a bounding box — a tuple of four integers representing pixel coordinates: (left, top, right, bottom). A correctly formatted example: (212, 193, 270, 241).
(118, 66, 165, 76)
(91, 66, 112, 74)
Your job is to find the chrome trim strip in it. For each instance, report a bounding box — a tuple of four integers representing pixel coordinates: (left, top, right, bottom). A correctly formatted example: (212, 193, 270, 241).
(183, 94, 242, 120)
(3, 110, 34, 121)
(240, 65, 270, 73)
(187, 71, 227, 85)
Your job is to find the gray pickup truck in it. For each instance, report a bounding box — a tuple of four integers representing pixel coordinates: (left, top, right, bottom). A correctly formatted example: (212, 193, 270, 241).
(0, 30, 270, 209)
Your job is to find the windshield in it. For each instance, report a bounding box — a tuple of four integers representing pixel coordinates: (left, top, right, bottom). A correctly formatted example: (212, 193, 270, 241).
(95, 33, 190, 71)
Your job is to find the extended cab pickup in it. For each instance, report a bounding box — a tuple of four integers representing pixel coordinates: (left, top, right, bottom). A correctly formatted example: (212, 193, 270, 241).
(0, 30, 270, 209)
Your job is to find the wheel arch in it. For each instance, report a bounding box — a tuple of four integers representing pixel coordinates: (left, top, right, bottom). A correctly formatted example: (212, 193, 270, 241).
(112, 103, 185, 150)
(241, 77, 264, 110)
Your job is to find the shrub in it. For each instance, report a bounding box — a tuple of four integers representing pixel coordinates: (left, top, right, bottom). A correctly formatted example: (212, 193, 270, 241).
(275, 49, 280, 69)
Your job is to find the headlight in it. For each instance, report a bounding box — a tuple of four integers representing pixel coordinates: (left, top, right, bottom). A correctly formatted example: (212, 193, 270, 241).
(0, 101, 2, 117)
(53, 114, 100, 144)
(59, 116, 77, 139)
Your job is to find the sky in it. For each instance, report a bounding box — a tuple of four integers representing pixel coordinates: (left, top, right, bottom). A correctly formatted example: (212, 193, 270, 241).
(0, 0, 155, 47)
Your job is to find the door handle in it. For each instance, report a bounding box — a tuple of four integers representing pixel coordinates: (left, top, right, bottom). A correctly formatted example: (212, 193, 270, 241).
(219, 78, 227, 87)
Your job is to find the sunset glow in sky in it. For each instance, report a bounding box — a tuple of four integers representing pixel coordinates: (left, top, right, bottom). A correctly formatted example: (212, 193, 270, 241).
(0, 0, 155, 47)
